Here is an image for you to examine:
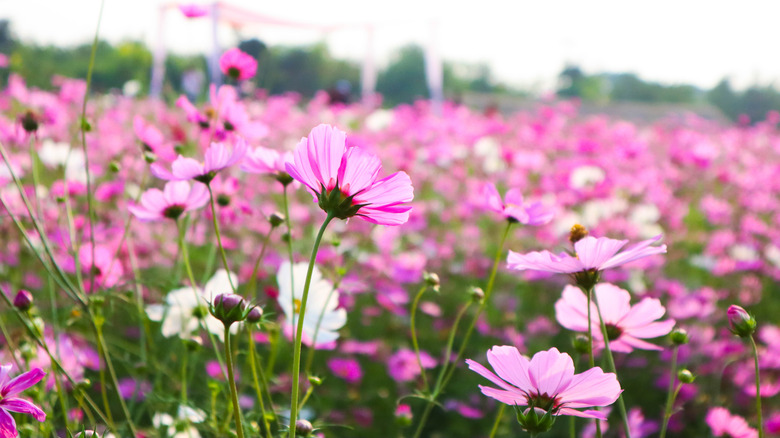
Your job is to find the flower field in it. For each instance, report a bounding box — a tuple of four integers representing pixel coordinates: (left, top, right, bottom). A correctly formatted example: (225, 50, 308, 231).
(1, 70, 780, 438)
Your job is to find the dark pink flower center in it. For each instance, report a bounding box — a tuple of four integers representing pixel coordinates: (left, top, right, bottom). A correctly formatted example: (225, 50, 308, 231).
(163, 204, 186, 220)
(526, 392, 561, 412)
(605, 323, 623, 341)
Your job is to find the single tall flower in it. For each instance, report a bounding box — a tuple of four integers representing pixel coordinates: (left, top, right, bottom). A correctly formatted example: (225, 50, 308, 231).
(150, 139, 247, 184)
(128, 181, 209, 222)
(0, 364, 46, 438)
(219, 48, 257, 81)
(466, 347, 620, 422)
(277, 261, 346, 347)
(555, 283, 675, 353)
(285, 124, 414, 225)
(483, 182, 553, 225)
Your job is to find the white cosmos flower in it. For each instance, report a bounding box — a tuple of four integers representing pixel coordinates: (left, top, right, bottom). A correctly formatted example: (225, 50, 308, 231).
(277, 262, 347, 347)
(147, 269, 239, 338)
(153, 405, 206, 438)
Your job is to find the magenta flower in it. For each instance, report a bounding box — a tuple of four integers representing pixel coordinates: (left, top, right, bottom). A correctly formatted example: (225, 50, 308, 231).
(178, 3, 209, 18)
(150, 139, 247, 184)
(327, 357, 363, 383)
(507, 235, 667, 275)
(387, 348, 435, 382)
(0, 364, 46, 437)
(706, 407, 758, 438)
(219, 48, 257, 81)
(285, 124, 414, 225)
(483, 182, 553, 225)
(555, 284, 675, 353)
(466, 346, 621, 420)
(241, 146, 294, 184)
(128, 181, 209, 222)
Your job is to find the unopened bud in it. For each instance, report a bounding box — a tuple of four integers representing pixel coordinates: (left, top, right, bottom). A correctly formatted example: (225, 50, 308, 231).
(569, 224, 589, 244)
(217, 194, 231, 207)
(677, 369, 695, 384)
(572, 334, 591, 355)
(423, 272, 440, 288)
(295, 419, 313, 436)
(13, 289, 33, 312)
(276, 172, 294, 186)
(469, 286, 485, 303)
(670, 328, 689, 345)
(269, 212, 285, 228)
(75, 431, 100, 437)
(19, 111, 39, 133)
(246, 306, 263, 324)
(395, 404, 413, 427)
(143, 151, 157, 163)
(727, 305, 756, 338)
(308, 375, 322, 386)
(210, 293, 249, 326)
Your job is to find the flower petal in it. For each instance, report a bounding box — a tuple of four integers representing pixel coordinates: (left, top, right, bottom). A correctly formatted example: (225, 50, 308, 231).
(0, 399, 46, 422)
(1, 369, 45, 398)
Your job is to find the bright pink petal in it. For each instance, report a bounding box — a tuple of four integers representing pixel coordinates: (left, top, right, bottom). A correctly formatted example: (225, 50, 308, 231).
(554, 286, 593, 333)
(619, 335, 664, 351)
(527, 348, 574, 397)
(593, 283, 631, 323)
(485, 345, 533, 392)
(558, 408, 608, 420)
(338, 147, 381, 197)
(625, 319, 676, 339)
(524, 201, 554, 226)
(465, 359, 521, 393)
(617, 297, 668, 329)
(507, 250, 583, 273)
(558, 367, 621, 408)
(0, 408, 17, 438)
(287, 136, 322, 194)
(128, 204, 163, 222)
(478, 385, 527, 405)
(356, 204, 413, 226)
(353, 171, 414, 207)
(307, 124, 346, 190)
(0, 399, 45, 422)
(1, 369, 45, 398)
(184, 183, 210, 210)
(163, 181, 191, 204)
(600, 235, 666, 270)
(150, 162, 178, 180)
(575, 236, 627, 270)
(482, 182, 504, 214)
(170, 157, 205, 180)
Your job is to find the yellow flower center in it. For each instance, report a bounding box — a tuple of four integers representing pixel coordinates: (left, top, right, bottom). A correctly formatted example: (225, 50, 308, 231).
(293, 298, 302, 314)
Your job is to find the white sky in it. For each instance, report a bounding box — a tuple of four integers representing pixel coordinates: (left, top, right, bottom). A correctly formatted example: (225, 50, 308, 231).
(4, 0, 780, 91)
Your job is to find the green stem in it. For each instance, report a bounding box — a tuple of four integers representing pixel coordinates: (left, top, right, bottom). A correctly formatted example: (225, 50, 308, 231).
(488, 404, 506, 438)
(181, 341, 189, 405)
(584, 286, 601, 438)
(208, 184, 236, 292)
(248, 225, 276, 299)
(96, 332, 115, 428)
(93, 316, 139, 436)
(80, 0, 105, 293)
(288, 213, 335, 438)
(224, 325, 245, 438)
(591, 291, 630, 438)
(410, 284, 430, 391)
(659, 346, 679, 438)
(247, 327, 274, 438)
(749, 335, 764, 438)
(282, 185, 296, 344)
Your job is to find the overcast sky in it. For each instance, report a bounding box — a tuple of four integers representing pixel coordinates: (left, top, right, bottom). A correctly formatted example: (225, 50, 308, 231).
(4, 0, 780, 91)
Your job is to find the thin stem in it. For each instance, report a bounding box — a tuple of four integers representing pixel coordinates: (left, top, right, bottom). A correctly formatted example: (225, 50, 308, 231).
(80, 0, 105, 293)
(282, 185, 296, 345)
(591, 291, 630, 438)
(410, 284, 430, 392)
(224, 325, 245, 438)
(93, 315, 139, 436)
(585, 286, 601, 438)
(749, 335, 765, 438)
(207, 184, 236, 292)
(247, 326, 274, 438)
(659, 346, 679, 438)
(288, 213, 335, 438)
(180, 342, 189, 405)
(96, 333, 115, 428)
(488, 404, 506, 438)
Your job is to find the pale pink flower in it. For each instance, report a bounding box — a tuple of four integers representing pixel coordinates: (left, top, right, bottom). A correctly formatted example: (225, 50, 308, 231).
(285, 124, 414, 225)
(150, 139, 247, 184)
(507, 235, 667, 274)
(219, 48, 257, 81)
(387, 349, 435, 382)
(178, 3, 209, 18)
(483, 182, 553, 225)
(240, 146, 292, 178)
(466, 346, 621, 419)
(706, 407, 758, 438)
(555, 283, 675, 352)
(0, 364, 46, 437)
(128, 181, 209, 222)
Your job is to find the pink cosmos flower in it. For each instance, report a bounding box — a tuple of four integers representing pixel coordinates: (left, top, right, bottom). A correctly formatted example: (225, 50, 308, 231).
(706, 407, 758, 438)
(285, 124, 414, 225)
(178, 3, 209, 18)
(387, 348, 436, 382)
(150, 139, 247, 184)
(507, 235, 667, 274)
(327, 357, 363, 383)
(219, 48, 257, 81)
(483, 182, 553, 225)
(241, 146, 293, 181)
(128, 181, 209, 222)
(466, 346, 621, 420)
(0, 364, 46, 437)
(555, 284, 675, 353)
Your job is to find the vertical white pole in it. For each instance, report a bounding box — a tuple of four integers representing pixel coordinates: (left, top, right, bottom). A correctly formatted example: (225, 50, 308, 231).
(208, 2, 222, 87)
(361, 24, 377, 107)
(424, 19, 443, 115)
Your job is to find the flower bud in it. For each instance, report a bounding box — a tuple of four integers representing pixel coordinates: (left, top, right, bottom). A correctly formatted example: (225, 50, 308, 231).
(677, 369, 695, 384)
(108, 161, 120, 173)
(19, 111, 39, 133)
(423, 272, 440, 288)
(276, 172, 294, 186)
(210, 293, 249, 326)
(395, 404, 413, 427)
(13, 289, 33, 312)
(269, 212, 285, 228)
(308, 375, 322, 386)
(727, 305, 756, 338)
(246, 306, 263, 324)
(569, 224, 589, 244)
(572, 334, 591, 355)
(513, 405, 555, 435)
(143, 151, 157, 163)
(670, 328, 689, 346)
(75, 431, 100, 437)
(217, 194, 231, 207)
(294, 419, 313, 436)
(469, 286, 485, 303)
